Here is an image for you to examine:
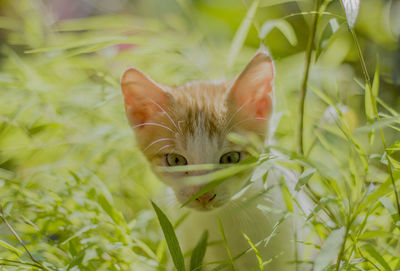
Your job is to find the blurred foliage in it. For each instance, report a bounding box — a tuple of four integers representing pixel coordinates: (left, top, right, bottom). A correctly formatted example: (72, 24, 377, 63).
(0, 0, 399, 270)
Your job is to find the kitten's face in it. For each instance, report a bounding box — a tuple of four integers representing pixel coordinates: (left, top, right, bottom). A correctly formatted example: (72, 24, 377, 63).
(121, 51, 274, 211)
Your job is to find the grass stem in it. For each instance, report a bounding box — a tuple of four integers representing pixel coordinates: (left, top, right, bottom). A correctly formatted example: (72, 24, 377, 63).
(298, 0, 321, 156)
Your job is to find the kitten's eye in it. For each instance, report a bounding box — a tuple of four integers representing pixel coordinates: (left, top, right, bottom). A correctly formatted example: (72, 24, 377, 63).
(165, 153, 187, 166)
(219, 152, 241, 164)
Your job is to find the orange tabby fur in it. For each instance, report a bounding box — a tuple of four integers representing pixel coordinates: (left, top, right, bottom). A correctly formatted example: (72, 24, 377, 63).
(121, 50, 295, 270)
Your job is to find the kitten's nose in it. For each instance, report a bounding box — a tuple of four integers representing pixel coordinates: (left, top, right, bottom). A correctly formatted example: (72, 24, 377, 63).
(196, 192, 216, 206)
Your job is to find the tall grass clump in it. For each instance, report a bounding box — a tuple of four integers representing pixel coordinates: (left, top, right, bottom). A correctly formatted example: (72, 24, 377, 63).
(0, 0, 399, 270)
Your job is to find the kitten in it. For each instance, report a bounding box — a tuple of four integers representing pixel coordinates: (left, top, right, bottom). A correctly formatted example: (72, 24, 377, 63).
(121, 50, 295, 270)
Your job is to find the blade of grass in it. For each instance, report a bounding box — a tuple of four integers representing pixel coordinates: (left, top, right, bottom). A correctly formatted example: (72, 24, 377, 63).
(243, 233, 264, 271)
(151, 201, 186, 271)
(217, 218, 237, 271)
(298, 0, 322, 156)
(190, 230, 208, 271)
(227, 0, 259, 69)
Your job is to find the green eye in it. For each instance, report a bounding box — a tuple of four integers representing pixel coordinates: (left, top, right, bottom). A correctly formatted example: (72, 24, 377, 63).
(219, 152, 241, 164)
(165, 153, 187, 166)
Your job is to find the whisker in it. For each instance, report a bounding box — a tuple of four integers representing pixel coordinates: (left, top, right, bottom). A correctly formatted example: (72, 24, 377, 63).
(225, 99, 252, 130)
(134, 122, 176, 133)
(178, 120, 185, 134)
(227, 117, 268, 132)
(157, 144, 172, 153)
(148, 98, 183, 135)
(144, 138, 174, 151)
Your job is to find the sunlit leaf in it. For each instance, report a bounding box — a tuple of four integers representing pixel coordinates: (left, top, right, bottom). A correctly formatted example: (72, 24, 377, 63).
(364, 244, 392, 271)
(295, 168, 316, 191)
(217, 218, 236, 270)
(341, 0, 360, 28)
(243, 233, 264, 271)
(313, 227, 346, 271)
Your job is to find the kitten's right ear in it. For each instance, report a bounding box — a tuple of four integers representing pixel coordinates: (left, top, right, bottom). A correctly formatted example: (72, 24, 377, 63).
(121, 68, 171, 127)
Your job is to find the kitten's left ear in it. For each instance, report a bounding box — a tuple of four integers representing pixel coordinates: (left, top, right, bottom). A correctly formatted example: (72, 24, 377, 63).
(227, 50, 274, 119)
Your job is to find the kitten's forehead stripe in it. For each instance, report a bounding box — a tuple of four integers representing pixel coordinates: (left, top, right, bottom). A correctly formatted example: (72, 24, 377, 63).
(171, 81, 229, 138)
(184, 108, 222, 137)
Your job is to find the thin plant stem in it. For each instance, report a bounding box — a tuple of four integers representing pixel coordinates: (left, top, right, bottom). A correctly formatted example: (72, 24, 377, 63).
(296, 3, 322, 269)
(0, 207, 52, 271)
(298, 0, 321, 156)
(335, 209, 356, 271)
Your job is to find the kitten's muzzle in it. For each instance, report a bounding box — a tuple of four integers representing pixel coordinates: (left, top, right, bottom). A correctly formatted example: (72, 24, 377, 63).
(195, 192, 217, 206)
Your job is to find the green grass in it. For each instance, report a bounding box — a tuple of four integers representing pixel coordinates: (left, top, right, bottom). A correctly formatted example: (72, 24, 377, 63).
(0, 0, 399, 270)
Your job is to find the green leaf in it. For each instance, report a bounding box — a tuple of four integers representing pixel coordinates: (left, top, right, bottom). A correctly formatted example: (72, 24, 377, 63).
(281, 183, 294, 212)
(387, 140, 400, 154)
(357, 177, 392, 212)
(313, 227, 346, 271)
(295, 168, 316, 191)
(259, 0, 309, 6)
(152, 201, 186, 271)
(355, 115, 400, 133)
(190, 231, 208, 271)
(372, 61, 380, 98)
(341, 0, 360, 28)
(379, 197, 399, 222)
(227, 0, 259, 69)
(309, 84, 335, 106)
(259, 19, 297, 46)
(363, 244, 392, 271)
(217, 218, 236, 270)
(0, 240, 22, 256)
(364, 84, 374, 121)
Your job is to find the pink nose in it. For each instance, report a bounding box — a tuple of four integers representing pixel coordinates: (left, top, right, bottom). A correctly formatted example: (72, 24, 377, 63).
(195, 192, 216, 206)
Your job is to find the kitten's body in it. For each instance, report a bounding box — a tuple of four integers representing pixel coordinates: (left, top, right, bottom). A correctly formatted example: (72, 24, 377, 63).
(121, 51, 296, 270)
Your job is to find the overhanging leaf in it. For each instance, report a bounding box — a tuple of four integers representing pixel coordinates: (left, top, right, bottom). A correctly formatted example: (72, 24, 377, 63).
(259, 0, 309, 6)
(313, 227, 346, 271)
(259, 19, 297, 46)
(181, 162, 256, 207)
(152, 202, 186, 271)
(354, 115, 400, 133)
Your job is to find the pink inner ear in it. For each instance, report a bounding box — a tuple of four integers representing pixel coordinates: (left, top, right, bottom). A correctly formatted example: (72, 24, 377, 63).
(229, 52, 275, 119)
(121, 68, 170, 127)
(255, 96, 272, 118)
